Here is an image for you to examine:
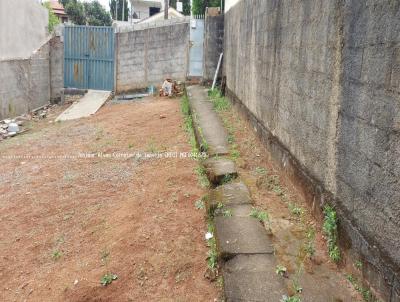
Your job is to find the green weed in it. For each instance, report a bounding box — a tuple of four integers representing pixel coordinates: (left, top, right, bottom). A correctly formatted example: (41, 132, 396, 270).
(289, 203, 304, 217)
(195, 199, 205, 210)
(323, 205, 341, 262)
(100, 273, 118, 286)
(275, 265, 287, 277)
(52, 250, 62, 260)
(346, 274, 381, 302)
(255, 167, 268, 175)
(281, 296, 301, 302)
(208, 89, 230, 112)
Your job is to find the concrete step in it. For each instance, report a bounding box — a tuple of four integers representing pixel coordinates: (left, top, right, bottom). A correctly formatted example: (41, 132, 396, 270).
(207, 181, 252, 212)
(215, 216, 274, 259)
(223, 254, 286, 302)
(187, 85, 230, 156)
(203, 158, 238, 185)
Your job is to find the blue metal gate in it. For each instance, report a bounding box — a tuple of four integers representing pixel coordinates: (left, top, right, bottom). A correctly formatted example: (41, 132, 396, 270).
(64, 25, 114, 91)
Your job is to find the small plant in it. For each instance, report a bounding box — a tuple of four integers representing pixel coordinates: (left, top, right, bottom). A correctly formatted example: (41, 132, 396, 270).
(355, 260, 363, 270)
(255, 167, 267, 175)
(250, 208, 269, 222)
(52, 250, 62, 260)
(195, 199, 205, 210)
(304, 227, 316, 258)
(220, 173, 235, 184)
(230, 148, 240, 160)
(222, 209, 233, 217)
(146, 138, 159, 153)
(281, 296, 301, 302)
(323, 205, 341, 262)
(275, 265, 287, 277)
(100, 273, 118, 286)
(128, 143, 134, 149)
(289, 203, 304, 217)
(346, 274, 380, 302)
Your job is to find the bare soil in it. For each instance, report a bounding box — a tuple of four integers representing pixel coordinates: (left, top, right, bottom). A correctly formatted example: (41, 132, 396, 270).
(0, 97, 219, 301)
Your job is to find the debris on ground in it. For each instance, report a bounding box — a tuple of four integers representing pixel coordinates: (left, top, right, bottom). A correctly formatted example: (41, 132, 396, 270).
(0, 104, 55, 141)
(160, 79, 183, 97)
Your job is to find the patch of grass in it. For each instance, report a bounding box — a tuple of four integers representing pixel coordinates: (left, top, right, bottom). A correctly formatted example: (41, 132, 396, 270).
(206, 220, 218, 272)
(208, 89, 230, 112)
(250, 208, 272, 232)
(128, 143, 134, 149)
(195, 166, 210, 188)
(100, 273, 118, 286)
(230, 145, 241, 160)
(346, 274, 381, 302)
(52, 250, 62, 261)
(323, 205, 341, 262)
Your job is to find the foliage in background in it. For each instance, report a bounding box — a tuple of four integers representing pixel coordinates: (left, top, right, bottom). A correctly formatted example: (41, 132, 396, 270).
(43, 2, 60, 33)
(65, 0, 86, 25)
(170, 0, 191, 15)
(62, 0, 111, 25)
(109, 0, 129, 21)
(192, 0, 223, 15)
(84, 1, 112, 26)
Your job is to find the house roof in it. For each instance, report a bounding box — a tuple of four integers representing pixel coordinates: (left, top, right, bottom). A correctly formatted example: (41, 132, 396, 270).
(138, 7, 185, 23)
(50, 0, 67, 16)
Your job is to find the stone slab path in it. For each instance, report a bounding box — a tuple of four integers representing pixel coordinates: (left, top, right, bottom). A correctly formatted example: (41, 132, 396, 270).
(187, 85, 286, 301)
(186, 86, 230, 156)
(56, 90, 111, 121)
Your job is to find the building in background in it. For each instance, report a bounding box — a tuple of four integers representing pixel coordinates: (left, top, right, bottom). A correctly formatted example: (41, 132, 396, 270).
(49, 0, 69, 23)
(130, 0, 163, 20)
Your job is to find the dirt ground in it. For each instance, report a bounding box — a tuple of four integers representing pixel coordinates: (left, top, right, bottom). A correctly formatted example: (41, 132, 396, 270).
(0, 97, 219, 301)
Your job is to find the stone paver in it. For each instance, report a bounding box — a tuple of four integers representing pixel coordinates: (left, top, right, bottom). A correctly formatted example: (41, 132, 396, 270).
(223, 254, 286, 302)
(208, 181, 252, 211)
(187, 85, 229, 156)
(203, 158, 238, 185)
(215, 217, 274, 258)
(56, 90, 110, 121)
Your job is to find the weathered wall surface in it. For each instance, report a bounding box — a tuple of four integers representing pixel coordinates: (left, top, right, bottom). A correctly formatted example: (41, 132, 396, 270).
(203, 15, 224, 81)
(0, 0, 48, 60)
(50, 34, 64, 102)
(224, 0, 400, 300)
(116, 22, 190, 92)
(0, 36, 63, 120)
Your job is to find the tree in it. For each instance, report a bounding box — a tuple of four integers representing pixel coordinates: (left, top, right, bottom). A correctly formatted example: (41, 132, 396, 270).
(43, 1, 60, 32)
(169, 0, 191, 16)
(84, 1, 112, 26)
(109, 0, 129, 21)
(192, 0, 222, 15)
(65, 1, 86, 25)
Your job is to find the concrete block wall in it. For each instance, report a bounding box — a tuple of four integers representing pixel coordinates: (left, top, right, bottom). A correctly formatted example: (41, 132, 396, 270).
(116, 22, 190, 92)
(224, 0, 400, 300)
(50, 35, 64, 103)
(203, 14, 224, 81)
(0, 36, 63, 120)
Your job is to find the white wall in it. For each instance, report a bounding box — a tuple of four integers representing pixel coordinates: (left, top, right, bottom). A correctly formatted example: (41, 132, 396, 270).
(0, 0, 49, 60)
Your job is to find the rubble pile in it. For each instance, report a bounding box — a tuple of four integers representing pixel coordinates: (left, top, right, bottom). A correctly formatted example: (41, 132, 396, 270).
(0, 104, 53, 141)
(160, 79, 183, 97)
